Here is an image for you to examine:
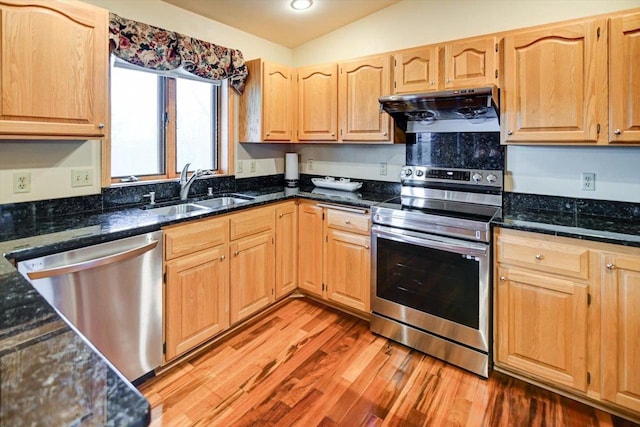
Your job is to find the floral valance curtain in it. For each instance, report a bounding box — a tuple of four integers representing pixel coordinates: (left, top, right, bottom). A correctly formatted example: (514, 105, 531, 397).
(109, 13, 248, 94)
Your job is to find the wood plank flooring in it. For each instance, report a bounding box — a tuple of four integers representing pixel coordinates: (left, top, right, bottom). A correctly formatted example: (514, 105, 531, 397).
(139, 298, 639, 426)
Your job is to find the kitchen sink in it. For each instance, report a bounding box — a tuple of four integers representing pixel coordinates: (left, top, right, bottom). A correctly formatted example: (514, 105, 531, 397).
(146, 203, 210, 216)
(194, 196, 253, 210)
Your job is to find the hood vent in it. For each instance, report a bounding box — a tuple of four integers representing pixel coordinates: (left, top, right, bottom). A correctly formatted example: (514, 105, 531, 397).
(379, 86, 499, 133)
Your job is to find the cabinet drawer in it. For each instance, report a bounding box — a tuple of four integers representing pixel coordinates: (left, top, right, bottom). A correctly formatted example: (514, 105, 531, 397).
(496, 234, 589, 279)
(326, 209, 370, 235)
(164, 217, 228, 260)
(230, 205, 275, 240)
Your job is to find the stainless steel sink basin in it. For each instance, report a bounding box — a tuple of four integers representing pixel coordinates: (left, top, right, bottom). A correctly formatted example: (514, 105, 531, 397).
(194, 196, 252, 210)
(146, 203, 210, 216)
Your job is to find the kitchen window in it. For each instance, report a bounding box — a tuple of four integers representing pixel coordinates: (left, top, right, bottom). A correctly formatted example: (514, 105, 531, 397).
(110, 60, 221, 182)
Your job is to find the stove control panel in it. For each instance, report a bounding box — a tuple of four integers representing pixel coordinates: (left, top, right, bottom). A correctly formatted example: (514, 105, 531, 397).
(401, 166, 503, 188)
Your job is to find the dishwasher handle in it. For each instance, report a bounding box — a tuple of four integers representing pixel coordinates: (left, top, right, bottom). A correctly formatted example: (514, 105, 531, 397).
(26, 240, 159, 280)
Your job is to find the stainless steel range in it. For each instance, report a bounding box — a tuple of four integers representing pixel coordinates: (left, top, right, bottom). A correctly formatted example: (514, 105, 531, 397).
(370, 165, 503, 377)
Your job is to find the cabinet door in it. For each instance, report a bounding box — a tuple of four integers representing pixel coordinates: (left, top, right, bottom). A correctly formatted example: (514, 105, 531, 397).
(0, 0, 108, 138)
(165, 245, 229, 361)
(496, 267, 588, 391)
(325, 228, 370, 313)
(298, 203, 324, 296)
(609, 12, 640, 143)
(443, 36, 497, 89)
(503, 19, 607, 143)
(339, 55, 392, 141)
(263, 62, 293, 141)
(601, 254, 640, 412)
(394, 46, 438, 94)
(298, 63, 338, 141)
(275, 202, 297, 298)
(229, 232, 275, 323)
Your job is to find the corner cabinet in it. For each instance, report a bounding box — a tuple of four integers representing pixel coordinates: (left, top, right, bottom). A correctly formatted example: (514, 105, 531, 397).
(503, 18, 607, 144)
(338, 55, 392, 142)
(0, 0, 108, 139)
(239, 59, 294, 142)
(297, 201, 371, 315)
(609, 11, 640, 143)
(297, 64, 338, 141)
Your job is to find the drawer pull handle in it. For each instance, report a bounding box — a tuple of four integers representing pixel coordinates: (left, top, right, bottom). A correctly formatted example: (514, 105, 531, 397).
(234, 250, 239, 256)
(535, 254, 543, 260)
(606, 263, 616, 270)
(499, 276, 506, 281)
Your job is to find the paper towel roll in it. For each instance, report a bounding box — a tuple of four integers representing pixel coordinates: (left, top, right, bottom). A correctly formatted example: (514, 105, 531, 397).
(285, 152, 299, 187)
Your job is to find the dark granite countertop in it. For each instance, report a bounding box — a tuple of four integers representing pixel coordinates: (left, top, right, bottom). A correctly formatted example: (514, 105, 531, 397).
(494, 193, 640, 248)
(0, 186, 393, 426)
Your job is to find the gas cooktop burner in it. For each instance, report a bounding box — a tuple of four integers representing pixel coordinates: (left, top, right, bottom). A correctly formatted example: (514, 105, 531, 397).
(455, 106, 489, 119)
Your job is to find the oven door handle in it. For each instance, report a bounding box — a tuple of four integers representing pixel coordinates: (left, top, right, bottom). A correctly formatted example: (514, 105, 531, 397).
(372, 225, 487, 257)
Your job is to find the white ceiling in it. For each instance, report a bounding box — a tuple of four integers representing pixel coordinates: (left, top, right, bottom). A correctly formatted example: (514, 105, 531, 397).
(160, 0, 402, 48)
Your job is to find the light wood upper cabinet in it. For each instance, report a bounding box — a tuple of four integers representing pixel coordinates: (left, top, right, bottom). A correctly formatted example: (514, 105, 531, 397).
(609, 11, 640, 143)
(239, 59, 294, 142)
(297, 63, 338, 141)
(0, 0, 108, 138)
(601, 253, 640, 412)
(275, 201, 298, 298)
(393, 46, 438, 94)
(496, 266, 588, 392)
(339, 55, 392, 142)
(503, 19, 607, 144)
(297, 202, 324, 296)
(443, 36, 498, 89)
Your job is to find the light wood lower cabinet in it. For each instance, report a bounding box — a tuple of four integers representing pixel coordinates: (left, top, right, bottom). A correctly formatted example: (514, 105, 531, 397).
(165, 244, 229, 361)
(601, 253, 640, 412)
(496, 266, 588, 391)
(495, 228, 640, 420)
(230, 232, 275, 323)
(298, 201, 371, 314)
(163, 217, 230, 361)
(275, 202, 298, 298)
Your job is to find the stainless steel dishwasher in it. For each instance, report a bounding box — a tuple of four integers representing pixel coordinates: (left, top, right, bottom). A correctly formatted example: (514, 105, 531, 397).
(17, 231, 163, 382)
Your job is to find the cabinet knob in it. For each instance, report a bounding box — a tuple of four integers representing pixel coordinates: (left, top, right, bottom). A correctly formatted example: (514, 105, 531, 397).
(430, 81, 435, 85)
(606, 263, 616, 270)
(234, 250, 239, 256)
(614, 129, 622, 135)
(220, 255, 225, 261)
(507, 130, 513, 135)
(499, 276, 506, 281)
(279, 213, 283, 218)
(446, 79, 451, 84)
(365, 244, 369, 249)
(383, 132, 388, 136)
(535, 253, 544, 260)
(344, 220, 350, 224)
(331, 132, 335, 136)
(266, 132, 271, 136)
(98, 123, 105, 129)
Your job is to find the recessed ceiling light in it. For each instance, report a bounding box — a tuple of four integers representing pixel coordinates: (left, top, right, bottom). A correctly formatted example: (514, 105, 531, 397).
(290, 0, 313, 10)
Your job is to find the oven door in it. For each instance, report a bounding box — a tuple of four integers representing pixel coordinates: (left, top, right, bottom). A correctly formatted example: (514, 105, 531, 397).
(371, 224, 490, 352)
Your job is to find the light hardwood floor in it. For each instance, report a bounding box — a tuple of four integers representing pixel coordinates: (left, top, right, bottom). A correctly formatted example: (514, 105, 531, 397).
(139, 298, 638, 426)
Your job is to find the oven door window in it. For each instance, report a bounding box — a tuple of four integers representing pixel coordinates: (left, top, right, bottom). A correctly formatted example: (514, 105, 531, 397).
(376, 237, 480, 329)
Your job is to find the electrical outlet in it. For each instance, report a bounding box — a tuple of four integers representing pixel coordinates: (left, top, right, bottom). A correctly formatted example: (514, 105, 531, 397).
(307, 159, 314, 171)
(237, 160, 243, 173)
(71, 169, 93, 187)
(250, 160, 256, 173)
(380, 162, 387, 176)
(581, 172, 595, 191)
(13, 172, 31, 193)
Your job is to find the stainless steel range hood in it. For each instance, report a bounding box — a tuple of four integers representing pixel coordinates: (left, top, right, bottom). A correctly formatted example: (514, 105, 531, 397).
(379, 86, 499, 133)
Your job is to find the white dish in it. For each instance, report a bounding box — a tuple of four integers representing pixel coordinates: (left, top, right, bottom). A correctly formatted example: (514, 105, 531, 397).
(312, 177, 363, 191)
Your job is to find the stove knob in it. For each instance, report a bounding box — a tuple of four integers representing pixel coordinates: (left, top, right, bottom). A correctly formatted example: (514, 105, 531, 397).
(472, 172, 483, 183)
(415, 169, 424, 177)
(486, 173, 498, 183)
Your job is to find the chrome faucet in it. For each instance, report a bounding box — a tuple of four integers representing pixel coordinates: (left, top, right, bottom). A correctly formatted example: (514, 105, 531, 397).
(179, 163, 202, 200)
